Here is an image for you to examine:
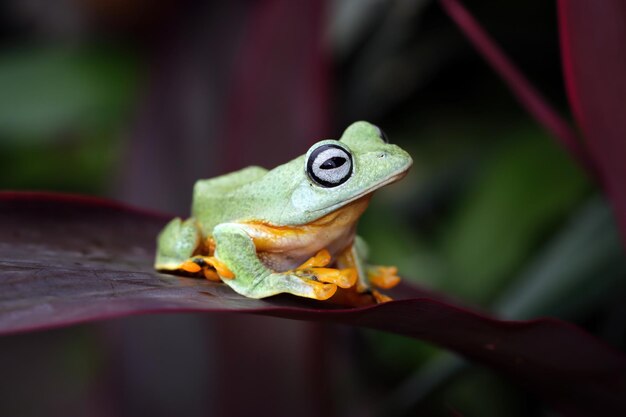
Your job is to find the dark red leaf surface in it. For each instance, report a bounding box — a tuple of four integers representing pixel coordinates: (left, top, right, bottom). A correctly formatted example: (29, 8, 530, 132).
(1, 192, 625, 414)
(558, 0, 626, 244)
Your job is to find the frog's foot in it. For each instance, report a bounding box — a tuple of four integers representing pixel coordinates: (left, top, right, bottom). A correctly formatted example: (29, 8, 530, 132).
(292, 249, 357, 289)
(234, 272, 337, 300)
(296, 267, 358, 289)
(371, 289, 393, 303)
(180, 256, 235, 282)
(281, 274, 338, 300)
(296, 249, 332, 269)
(367, 266, 401, 289)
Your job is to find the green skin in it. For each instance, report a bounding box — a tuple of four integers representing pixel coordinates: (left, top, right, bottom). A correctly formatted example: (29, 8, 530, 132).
(155, 121, 413, 300)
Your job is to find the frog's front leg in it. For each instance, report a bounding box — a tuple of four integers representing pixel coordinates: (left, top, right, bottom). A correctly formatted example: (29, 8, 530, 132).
(212, 223, 338, 300)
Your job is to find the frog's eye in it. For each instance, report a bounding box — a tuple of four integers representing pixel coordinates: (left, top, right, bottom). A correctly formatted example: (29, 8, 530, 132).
(376, 126, 389, 143)
(307, 144, 353, 188)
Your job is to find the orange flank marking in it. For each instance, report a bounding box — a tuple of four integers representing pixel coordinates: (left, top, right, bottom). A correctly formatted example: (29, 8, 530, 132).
(297, 249, 331, 269)
(246, 223, 307, 252)
(368, 266, 401, 289)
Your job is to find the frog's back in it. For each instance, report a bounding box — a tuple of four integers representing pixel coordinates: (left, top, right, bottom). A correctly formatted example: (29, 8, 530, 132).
(194, 166, 267, 193)
(191, 166, 269, 231)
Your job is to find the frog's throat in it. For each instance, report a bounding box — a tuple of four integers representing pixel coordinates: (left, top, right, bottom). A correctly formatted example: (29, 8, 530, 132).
(245, 195, 371, 235)
(243, 196, 370, 249)
(310, 167, 409, 214)
(240, 196, 371, 272)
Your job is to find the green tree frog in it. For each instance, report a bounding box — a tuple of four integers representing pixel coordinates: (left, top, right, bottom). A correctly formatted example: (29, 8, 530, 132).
(155, 121, 412, 304)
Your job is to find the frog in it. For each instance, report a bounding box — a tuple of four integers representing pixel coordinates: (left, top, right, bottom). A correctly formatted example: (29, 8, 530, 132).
(154, 121, 412, 304)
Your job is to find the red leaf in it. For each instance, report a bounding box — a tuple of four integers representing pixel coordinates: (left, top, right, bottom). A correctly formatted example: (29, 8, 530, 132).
(558, 0, 626, 243)
(0, 192, 625, 414)
(438, 0, 595, 176)
(223, 0, 330, 169)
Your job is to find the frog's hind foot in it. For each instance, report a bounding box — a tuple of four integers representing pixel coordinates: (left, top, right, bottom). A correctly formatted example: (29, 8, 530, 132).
(181, 256, 235, 282)
(370, 289, 393, 303)
(178, 258, 219, 281)
(367, 266, 401, 290)
(261, 273, 338, 300)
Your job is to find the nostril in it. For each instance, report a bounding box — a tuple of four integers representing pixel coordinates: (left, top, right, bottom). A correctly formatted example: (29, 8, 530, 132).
(378, 153, 387, 158)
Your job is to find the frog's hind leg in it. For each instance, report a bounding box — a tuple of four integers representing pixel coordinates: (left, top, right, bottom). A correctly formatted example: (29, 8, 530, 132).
(155, 217, 203, 273)
(336, 236, 370, 293)
(335, 236, 399, 305)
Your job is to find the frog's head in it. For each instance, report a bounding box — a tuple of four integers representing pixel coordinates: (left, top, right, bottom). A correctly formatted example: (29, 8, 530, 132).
(290, 121, 412, 218)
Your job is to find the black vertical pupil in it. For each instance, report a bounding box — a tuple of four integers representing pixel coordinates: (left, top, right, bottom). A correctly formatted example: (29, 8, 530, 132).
(320, 157, 346, 169)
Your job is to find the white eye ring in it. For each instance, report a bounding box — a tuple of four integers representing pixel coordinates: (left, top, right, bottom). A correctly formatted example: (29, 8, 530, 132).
(306, 144, 353, 188)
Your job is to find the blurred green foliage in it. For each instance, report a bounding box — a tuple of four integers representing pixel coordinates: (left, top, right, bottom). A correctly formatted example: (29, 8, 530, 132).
(441, 129, 590, 303)
(362, 123, 591, 304)
(0, 45, 139, 192)
(497, 197, 626, 321)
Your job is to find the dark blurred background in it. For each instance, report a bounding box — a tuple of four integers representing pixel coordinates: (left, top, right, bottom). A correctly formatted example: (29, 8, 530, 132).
(1, 1, 624, 416)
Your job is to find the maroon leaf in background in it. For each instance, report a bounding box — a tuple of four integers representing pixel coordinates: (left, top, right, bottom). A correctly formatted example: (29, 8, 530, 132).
(558, 0, 626, 244)
(223, 0, 329, 170)
(440, 0, 626, 251)
(116, 2, 333, 414)
(438, 0, 596, 176)
(1, 193, 625, 415)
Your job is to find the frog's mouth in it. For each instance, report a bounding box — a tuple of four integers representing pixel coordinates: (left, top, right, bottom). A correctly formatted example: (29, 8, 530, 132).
(311, 166, 411, 213)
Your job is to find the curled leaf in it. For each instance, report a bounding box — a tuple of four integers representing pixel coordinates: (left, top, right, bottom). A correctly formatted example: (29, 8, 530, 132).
(558, 0, 626, 243)
(438, 0, 594, 175)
